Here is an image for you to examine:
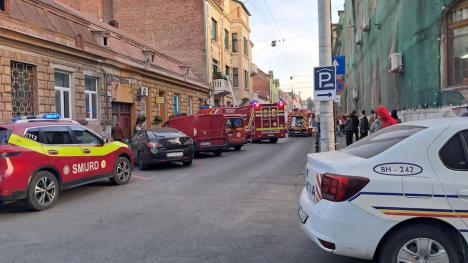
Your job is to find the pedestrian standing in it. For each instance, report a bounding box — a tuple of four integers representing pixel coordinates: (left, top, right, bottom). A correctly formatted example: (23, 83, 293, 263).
(368, 109, 375, 128)
(359, 110, 369, 138)
(111, 123, 124, 142)
(391, 109, 402, 123)
(375, 106, 398, 129)
(350, 110, 360, 142)
(344, 114, 354, 146)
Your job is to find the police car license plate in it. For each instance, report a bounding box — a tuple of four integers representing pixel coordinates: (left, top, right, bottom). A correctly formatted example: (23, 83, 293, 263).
(298, 206, 308, 224)
(167, 152, 183, 158)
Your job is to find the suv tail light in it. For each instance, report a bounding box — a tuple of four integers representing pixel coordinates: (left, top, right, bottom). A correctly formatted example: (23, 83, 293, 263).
(320, 173, 369, 202)
(145, 142, 162, 149)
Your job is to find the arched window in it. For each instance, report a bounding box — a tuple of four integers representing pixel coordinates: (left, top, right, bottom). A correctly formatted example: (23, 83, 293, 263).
(447, 0, 468, 86)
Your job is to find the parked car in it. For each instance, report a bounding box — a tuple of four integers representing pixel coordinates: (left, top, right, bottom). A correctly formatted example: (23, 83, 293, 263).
(0, 114, 134, 211)
(129, 128, 194, 169)
(166, 114, 227, 156)
(299, 110, 468, 263)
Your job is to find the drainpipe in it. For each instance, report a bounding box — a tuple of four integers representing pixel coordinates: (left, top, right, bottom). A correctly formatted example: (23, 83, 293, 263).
(204, 0, 212, 105)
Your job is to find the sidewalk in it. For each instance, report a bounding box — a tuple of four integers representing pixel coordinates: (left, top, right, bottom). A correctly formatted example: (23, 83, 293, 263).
(312, 133, 348, 153)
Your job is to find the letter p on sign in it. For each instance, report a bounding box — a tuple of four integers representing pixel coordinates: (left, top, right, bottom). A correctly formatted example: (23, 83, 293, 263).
(319, 72, 332, 88)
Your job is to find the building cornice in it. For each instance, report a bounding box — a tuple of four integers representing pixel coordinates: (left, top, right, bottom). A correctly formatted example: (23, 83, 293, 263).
(0, 27, 209, 92)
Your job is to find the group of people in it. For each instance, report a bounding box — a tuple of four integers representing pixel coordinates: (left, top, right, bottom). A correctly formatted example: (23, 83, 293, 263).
(338, 107, 402, 146)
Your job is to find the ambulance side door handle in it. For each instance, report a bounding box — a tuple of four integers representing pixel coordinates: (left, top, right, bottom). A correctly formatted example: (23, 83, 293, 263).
(82, 149, 91, 154)
(48, 150, 59, 155)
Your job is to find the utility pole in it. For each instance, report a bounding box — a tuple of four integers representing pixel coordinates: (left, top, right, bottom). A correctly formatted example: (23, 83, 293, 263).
(317, 0, 335, 152)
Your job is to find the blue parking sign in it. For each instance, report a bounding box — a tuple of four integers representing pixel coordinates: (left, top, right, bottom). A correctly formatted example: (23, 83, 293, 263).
(314, 66, 336, 101)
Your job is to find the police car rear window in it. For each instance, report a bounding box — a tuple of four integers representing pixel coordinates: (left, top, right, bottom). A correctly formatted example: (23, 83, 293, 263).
(0, 128, 11, 145)
(341, 125, 426, 159)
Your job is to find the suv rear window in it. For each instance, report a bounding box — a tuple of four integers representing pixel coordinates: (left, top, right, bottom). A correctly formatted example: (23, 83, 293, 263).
(0, 128, 11, 145)
(342, 125, 426, 159)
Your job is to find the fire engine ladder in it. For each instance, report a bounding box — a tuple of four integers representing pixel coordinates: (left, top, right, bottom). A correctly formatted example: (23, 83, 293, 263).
(226, 79, 238, 106)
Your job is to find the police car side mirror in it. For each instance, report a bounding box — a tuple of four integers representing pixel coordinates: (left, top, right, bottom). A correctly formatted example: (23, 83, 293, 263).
(102, 137, 109, 144)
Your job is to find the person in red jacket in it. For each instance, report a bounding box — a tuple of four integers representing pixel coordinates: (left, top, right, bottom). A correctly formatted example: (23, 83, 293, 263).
(375, 106, 398, 129)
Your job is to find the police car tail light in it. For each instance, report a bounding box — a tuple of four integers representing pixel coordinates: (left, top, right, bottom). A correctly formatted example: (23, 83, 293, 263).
(320, 173, 369, 202)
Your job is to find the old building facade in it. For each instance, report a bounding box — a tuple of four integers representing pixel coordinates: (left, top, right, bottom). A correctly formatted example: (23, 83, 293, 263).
(62, 0, 256, 107)
(0, 0, 208, 141)
(334, 0, 468, 118)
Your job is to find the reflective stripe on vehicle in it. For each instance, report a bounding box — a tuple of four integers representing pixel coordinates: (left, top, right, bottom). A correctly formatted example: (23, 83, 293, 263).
(8, 133, 126, 157)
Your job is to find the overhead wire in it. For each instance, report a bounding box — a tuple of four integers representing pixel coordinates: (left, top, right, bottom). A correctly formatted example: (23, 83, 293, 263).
(250, 0, 295, 77)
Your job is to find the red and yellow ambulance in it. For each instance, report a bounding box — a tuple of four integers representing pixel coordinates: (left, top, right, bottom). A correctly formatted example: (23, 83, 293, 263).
(0, 114, 134, 210)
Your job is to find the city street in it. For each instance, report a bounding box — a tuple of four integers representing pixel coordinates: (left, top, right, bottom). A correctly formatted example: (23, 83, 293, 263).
(0, 136, 367, 263)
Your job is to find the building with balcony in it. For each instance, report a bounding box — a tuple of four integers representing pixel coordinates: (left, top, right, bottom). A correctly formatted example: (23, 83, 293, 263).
(61, 0, 255, 107)
(0, 0, 208, 141)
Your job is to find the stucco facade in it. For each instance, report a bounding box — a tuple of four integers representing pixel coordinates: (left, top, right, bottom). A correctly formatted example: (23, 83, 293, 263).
(66, 0, 255, 107)
(0, 0, 208, 140)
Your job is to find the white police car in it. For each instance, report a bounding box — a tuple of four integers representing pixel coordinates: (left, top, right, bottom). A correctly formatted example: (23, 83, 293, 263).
(299, 111, 468, 263)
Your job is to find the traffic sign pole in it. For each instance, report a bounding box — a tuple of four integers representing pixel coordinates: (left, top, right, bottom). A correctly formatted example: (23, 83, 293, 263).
(317, 0, 335, 152)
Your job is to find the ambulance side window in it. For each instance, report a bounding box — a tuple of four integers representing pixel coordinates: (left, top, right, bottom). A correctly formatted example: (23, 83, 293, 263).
(41, 126, 74, 145)
(24, 128, 45, 143)
(71, 126, 102, 145)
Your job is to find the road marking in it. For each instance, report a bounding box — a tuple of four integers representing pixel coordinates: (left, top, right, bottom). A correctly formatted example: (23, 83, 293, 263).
(133, 175, 153, 181)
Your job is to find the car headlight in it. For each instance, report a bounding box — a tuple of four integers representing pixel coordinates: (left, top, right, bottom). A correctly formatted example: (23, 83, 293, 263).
(184, 138, 194, 145)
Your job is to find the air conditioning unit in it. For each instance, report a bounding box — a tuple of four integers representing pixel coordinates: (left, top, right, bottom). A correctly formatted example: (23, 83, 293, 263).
(355, 33, 362, 46)
(138, 86, 149, 97)
(362, 17, 370, 32)
(389, 53, 404, 72)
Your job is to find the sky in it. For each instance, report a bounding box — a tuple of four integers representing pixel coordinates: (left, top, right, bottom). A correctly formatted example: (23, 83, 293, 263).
(244, 0, 345, 100)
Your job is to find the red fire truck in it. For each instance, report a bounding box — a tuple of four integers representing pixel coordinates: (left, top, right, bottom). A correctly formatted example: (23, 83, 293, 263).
(200, 102, 285, 143)
(199, 108, 246, 150)
(244, 102, 286, 143)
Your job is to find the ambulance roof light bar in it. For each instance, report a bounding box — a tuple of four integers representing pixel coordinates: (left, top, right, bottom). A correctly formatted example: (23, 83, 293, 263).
(12, 113, 79, 123)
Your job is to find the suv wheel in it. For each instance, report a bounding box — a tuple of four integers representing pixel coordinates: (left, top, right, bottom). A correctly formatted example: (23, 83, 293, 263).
(110, 157, 132, 185)
(26, 171, 59, 211)
(378, 224, 461, 263)
(182, 159, 193, 166)
(137, 152, 148, 170)
(213, 150, 222, 156)
(234, 145, 242, 151)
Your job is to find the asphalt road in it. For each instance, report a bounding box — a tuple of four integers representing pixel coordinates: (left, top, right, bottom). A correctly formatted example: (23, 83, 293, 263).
(0, 136, 370, 263)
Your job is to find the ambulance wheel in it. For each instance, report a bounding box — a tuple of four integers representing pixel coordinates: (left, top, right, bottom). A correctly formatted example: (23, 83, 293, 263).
(26, 171, 59, 211)
(269, 138, 278, 143)
(110, 157, 132, 185)
(137, 152, 149, 170)
(213, 150, 222, 156)
(234, 145, 242, 151)
(378, 224, 461, 263)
